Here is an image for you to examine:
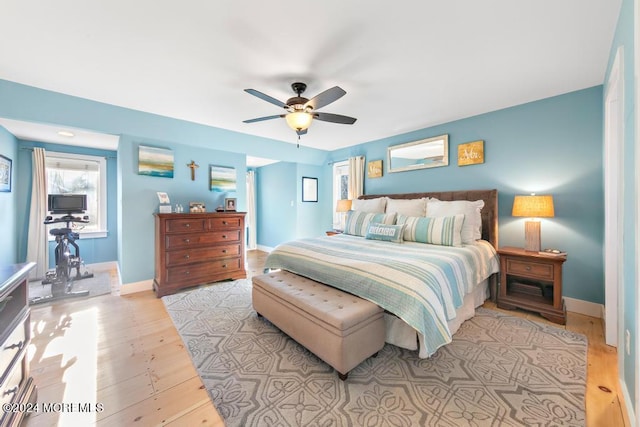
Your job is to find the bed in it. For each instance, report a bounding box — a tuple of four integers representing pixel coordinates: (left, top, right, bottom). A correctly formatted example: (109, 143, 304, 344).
(263, 189, 500, 358)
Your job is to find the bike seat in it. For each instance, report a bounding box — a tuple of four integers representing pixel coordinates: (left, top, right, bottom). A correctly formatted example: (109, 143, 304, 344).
(50, 228, 72, 236)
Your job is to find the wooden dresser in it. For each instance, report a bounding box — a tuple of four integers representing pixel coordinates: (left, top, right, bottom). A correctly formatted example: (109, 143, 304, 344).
(153, 212, 247, 297)
(1, 262, 37, 427)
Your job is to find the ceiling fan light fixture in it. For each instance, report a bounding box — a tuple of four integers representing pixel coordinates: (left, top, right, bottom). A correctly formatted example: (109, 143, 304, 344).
(285, 111, 313, 132)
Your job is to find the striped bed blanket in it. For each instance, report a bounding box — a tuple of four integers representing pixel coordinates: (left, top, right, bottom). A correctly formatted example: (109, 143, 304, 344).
(264, 234, 500, 357)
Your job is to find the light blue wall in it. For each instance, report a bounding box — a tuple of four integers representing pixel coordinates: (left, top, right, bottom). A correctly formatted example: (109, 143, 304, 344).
(328, 86, 604, 305)
(605, 0, 637, 413)
(117, 135, 246, 284)
(256, 162, 298, 248)
(0, 126, 17, 265)
(15, 140, 118, 268)
(296, 164, 331, 237)
(256, 162, 330, 249)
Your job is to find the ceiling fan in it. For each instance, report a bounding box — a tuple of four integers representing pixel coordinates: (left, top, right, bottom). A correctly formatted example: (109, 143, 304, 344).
(243, 82, 357, 136)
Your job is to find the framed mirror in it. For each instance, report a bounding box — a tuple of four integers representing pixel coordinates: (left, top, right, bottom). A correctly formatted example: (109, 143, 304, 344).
(387, 134, 449, 173)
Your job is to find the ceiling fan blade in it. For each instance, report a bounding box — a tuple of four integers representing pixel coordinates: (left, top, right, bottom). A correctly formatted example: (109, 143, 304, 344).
(244, 89, 287, 108)
(314, 112, 357, 125)
(243, 114, 284, 123)
(305, 86, 346, 110)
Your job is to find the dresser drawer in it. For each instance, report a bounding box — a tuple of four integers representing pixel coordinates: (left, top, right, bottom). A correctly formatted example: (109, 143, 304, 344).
(0, 317, 27, 384)
(166, 244, 241, 266)
(506, 258, 554, 280)
(165, 218, 207, 233)
(210, 216, 242, 229)
(166, 258, 242, 282)
(0, 353, 24, 407)
(165, 231, 240, 249)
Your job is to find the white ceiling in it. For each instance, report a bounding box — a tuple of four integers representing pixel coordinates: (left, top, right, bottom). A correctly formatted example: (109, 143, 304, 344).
(0, 1, 621, 152)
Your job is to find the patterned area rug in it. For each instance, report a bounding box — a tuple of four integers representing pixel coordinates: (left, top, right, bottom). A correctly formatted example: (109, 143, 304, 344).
(162, 279, 587, 427)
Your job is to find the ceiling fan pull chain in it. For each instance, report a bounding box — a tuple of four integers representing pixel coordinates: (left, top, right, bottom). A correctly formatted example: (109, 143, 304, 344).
(297, 134, 300, 149)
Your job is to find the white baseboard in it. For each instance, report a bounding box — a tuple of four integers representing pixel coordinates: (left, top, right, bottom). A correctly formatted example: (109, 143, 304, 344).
(256, 244, 274, 253)
(120, 279, 153, 295)
(563, 296, 603, 318)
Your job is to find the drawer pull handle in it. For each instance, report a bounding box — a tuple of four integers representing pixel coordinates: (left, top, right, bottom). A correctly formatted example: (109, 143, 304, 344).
(185, 271, 190, 275)
(222, 221, 227, 225)
(184, 254, 190, 259)
(4, 341, 24, 351)
(222, 264, 227, 268)
(184, 223, 191, 228)
(222, 249, 228, 253)
(184, 238, 190, 243)
(525, 266, 531, 271)
(222, 235, 227, 239)
(3, 386, 18, 397)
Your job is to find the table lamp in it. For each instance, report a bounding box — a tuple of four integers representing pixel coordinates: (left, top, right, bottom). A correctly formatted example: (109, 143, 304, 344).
(336, 199, 352, 231)
(512, 194, 554, 252)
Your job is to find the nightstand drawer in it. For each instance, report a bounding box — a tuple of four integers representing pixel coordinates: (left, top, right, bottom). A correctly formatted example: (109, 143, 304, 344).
(506, 259, 554, 280)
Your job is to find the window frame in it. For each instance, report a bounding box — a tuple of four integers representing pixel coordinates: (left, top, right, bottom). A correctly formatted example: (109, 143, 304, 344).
(332, 160, 349, 229)
(45, 151, 108, 239)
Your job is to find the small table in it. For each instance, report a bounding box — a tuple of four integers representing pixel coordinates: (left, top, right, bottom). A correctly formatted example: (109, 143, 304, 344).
(497, 246, 567, 324)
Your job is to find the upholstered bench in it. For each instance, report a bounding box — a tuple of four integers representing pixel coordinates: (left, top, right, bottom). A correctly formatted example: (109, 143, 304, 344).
(252, 270, 385, 380)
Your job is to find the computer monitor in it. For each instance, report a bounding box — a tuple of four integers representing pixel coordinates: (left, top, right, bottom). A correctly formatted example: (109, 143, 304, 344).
(48, 194, 87, 214)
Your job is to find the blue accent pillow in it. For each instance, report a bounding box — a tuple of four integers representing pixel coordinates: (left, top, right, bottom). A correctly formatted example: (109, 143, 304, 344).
(344, 211, 397, 237)
(365, 223, 405, 243)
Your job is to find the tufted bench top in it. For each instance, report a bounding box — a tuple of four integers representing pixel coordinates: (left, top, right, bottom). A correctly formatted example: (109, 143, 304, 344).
(252, 270, 383, 335)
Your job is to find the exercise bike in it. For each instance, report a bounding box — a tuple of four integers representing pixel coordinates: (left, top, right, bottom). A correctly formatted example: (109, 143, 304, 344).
(30, 212, 95, 305)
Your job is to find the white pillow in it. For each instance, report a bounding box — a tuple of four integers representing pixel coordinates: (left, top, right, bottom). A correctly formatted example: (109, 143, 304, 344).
(426, 199, 484, 244)
(385, 198, 427, 217)
(351, 197, 387, 213)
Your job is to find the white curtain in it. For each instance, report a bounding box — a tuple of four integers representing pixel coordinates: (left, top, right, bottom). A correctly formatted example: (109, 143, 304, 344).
(348, 156, 365, 200)
(246, 170, 257, 250)
(26, 147, 49, 279)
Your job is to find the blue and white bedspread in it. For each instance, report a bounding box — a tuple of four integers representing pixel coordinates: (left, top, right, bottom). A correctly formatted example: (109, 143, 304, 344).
(264, 234, 499, 357)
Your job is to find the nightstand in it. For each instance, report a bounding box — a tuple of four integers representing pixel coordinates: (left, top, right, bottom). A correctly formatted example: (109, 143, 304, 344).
(326, 230, 343, 236)
(497, 246, 567, 324)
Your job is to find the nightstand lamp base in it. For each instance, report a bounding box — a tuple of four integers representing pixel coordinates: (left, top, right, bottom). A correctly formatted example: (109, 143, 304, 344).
(523, 220, 541, 252)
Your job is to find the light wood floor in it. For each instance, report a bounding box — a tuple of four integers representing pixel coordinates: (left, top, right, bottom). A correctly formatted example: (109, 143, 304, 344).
(24, 250, 628, 426)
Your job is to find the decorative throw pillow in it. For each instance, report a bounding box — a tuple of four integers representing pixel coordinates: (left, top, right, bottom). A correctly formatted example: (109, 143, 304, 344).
(351, 197, 387, 213)
(344, 211, 397, 237)
(426, 199, 484, 244)
(365, 223, 406, 243)
(396, 214, 464, 247)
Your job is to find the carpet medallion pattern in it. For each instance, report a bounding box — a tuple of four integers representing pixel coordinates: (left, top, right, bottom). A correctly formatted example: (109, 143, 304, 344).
(163, 279, 587, 426)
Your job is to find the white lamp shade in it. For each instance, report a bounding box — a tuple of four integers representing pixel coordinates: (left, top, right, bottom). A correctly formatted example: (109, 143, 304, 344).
(285, 112, 313, 131)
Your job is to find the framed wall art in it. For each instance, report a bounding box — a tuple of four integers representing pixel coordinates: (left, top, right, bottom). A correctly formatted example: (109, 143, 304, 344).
(0, 154, 12, 192)
(302, 176, 318, 202)
(138, 145, 174, 178)
(458, 140, 485, 166)
(210, 165, 237, 192)
(367, 160, 383, 178)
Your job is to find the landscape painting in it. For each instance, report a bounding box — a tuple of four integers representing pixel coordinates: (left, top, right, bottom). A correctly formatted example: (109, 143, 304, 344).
(210, 165, 236, 192)
(138, 145, 174, 178)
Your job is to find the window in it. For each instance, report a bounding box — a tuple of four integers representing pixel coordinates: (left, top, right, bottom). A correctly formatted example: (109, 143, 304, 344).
(332, 160, 349, 229)
(46, 151, 108, 238)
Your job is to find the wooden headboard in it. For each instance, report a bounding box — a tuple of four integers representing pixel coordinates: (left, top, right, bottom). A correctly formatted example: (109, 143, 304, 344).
(360, 189, 499, 249)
